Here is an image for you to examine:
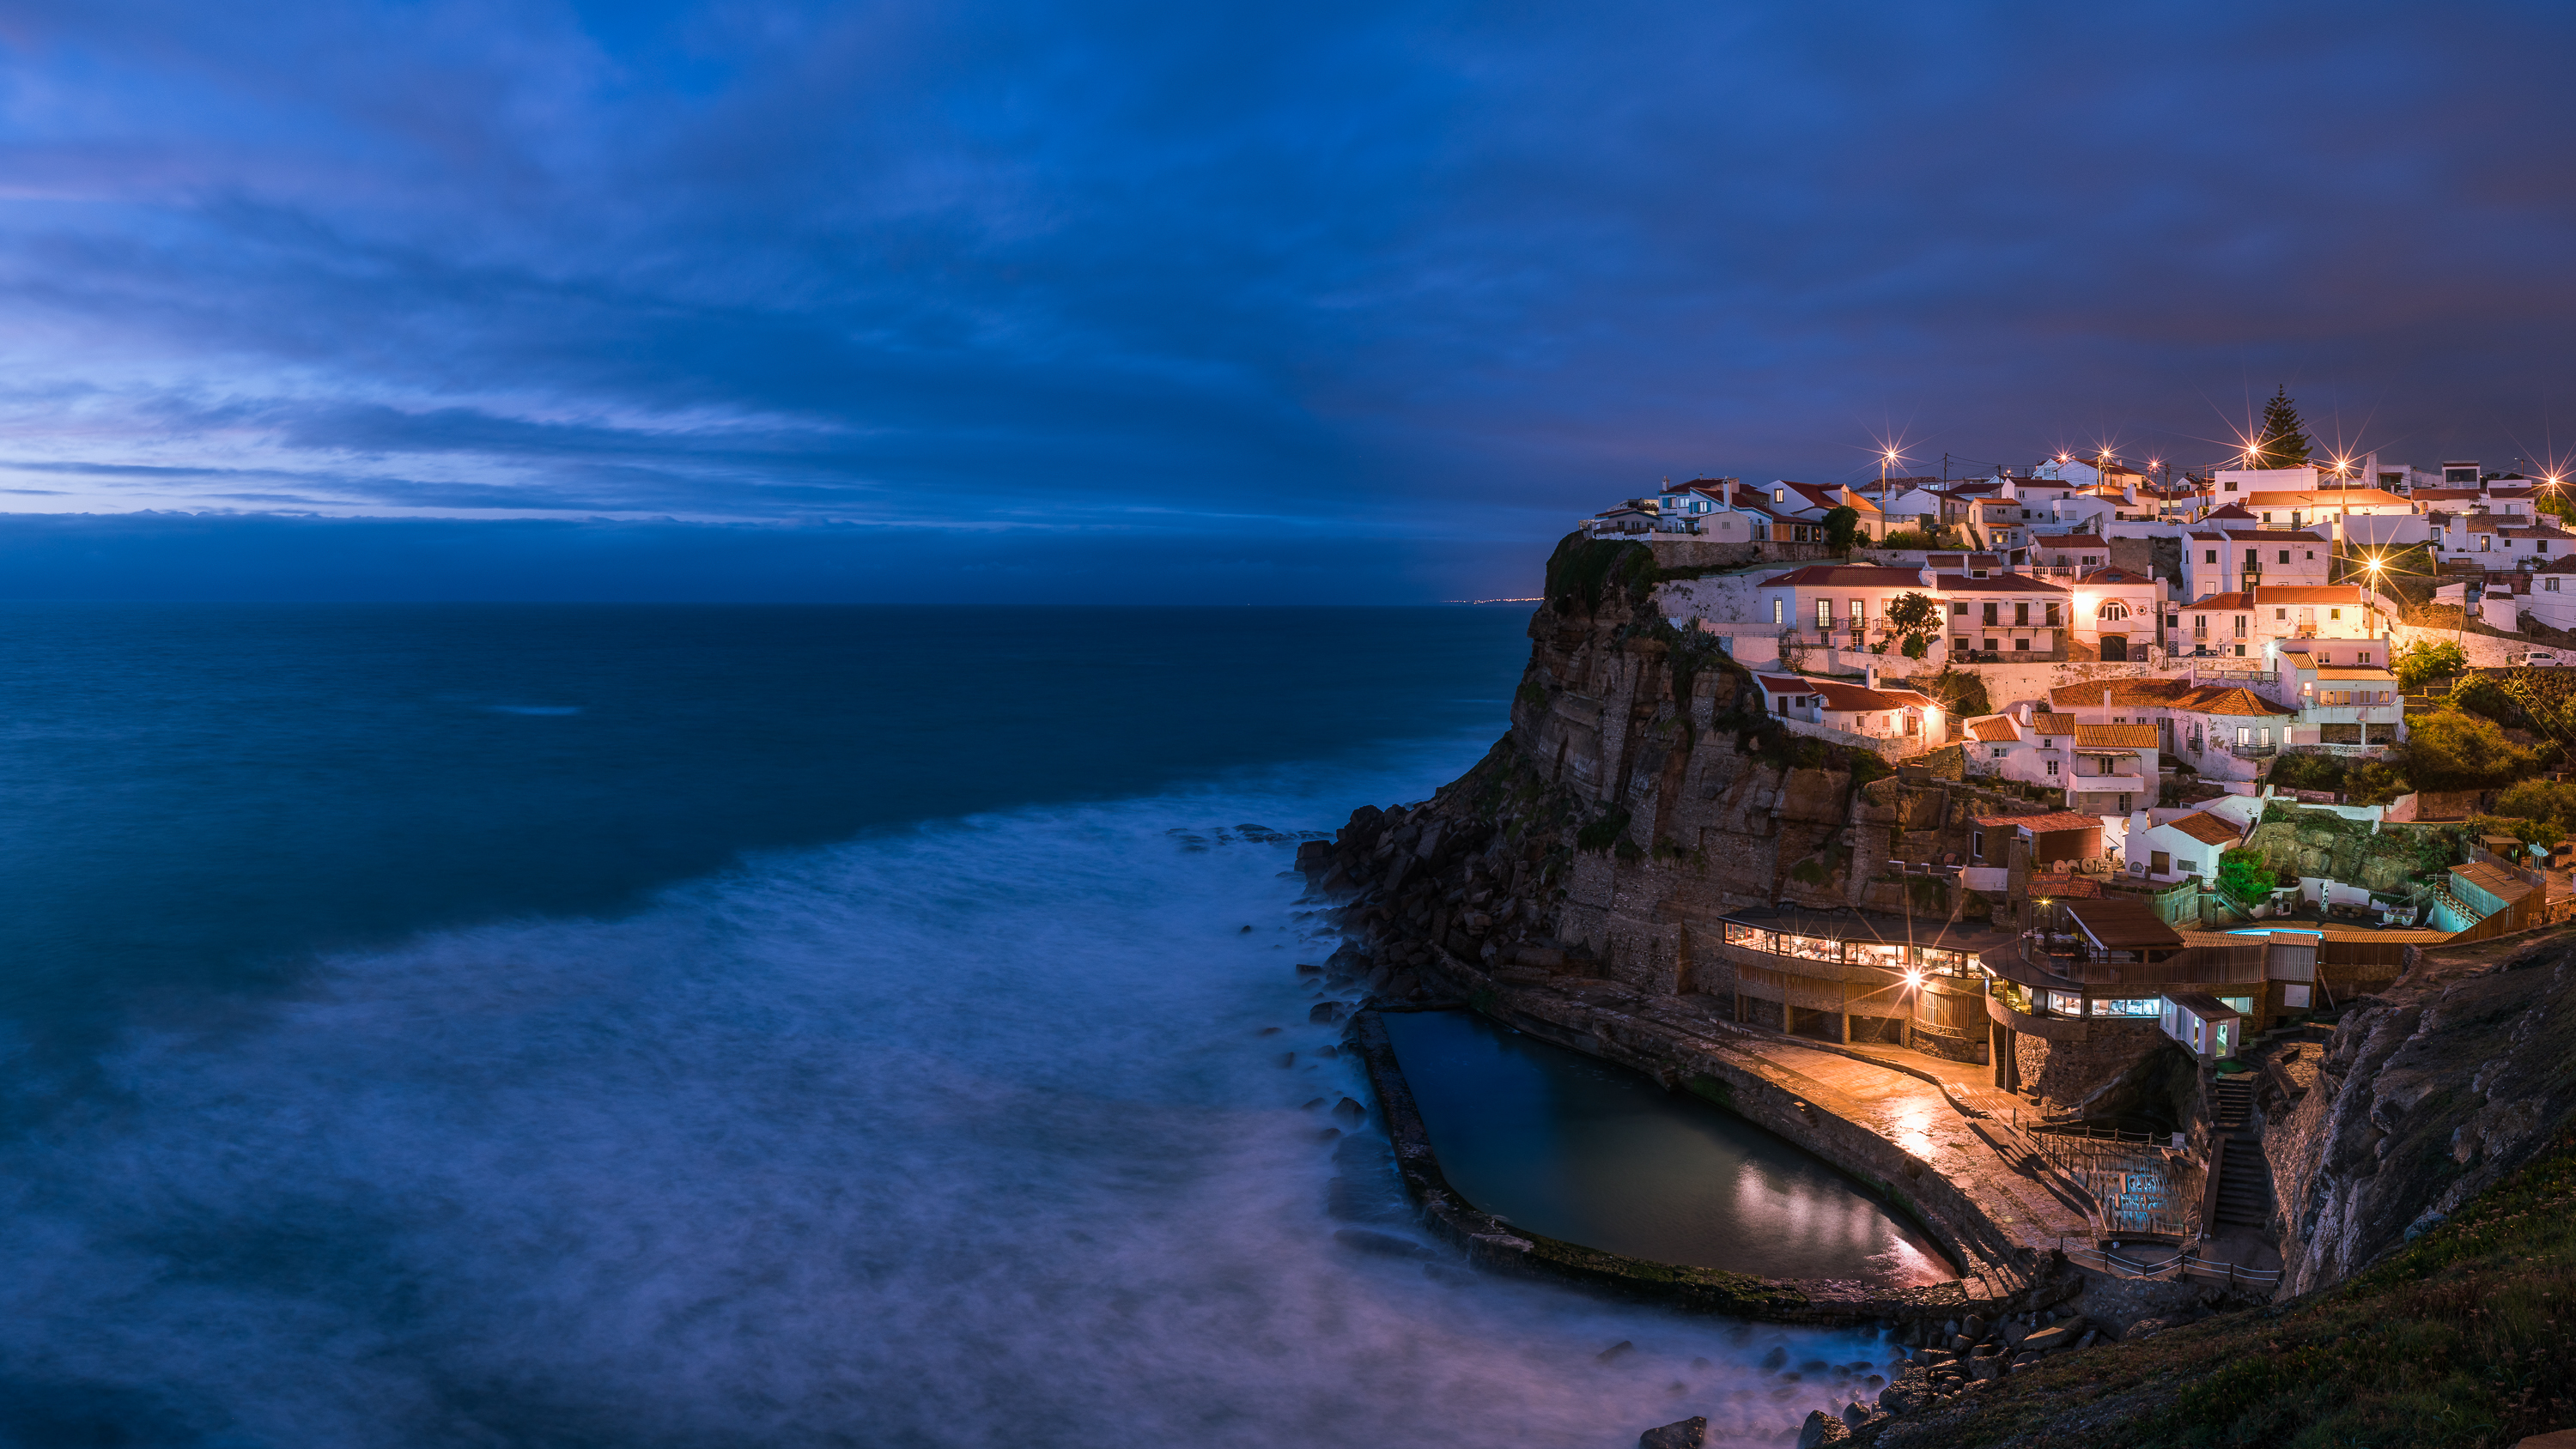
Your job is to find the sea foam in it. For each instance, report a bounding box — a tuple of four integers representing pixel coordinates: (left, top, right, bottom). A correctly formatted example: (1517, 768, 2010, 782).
(0, 756, 1886, 1446)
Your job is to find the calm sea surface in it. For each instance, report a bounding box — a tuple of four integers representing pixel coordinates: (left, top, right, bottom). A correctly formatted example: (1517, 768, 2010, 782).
(0, 603, 1893, 1447)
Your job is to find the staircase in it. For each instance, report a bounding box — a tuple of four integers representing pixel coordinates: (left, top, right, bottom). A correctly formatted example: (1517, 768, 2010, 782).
(2210, 1076, 2271, 1233)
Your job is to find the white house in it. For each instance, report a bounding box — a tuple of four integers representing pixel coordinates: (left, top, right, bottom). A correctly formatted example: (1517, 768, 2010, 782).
(2524, 557, 2576, 632)
(2430, 512, 2570, 567)
(2275, 652, 2404, 754)
(1753, 669, 1944, 745)
(2046, 677, 2296, 783)
(2069, 567, 2166, 662)
(2182, 530, 2330, 603)
(2175, 585, 2392, 658)
(2123, 808, 2245, 888)
(2242, 488, 2415, 530)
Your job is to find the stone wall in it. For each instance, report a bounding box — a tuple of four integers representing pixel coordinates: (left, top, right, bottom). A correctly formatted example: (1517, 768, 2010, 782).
(2009, 1019, 2174, 1117)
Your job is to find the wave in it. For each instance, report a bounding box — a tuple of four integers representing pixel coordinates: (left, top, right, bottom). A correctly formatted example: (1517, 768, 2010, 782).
(0, 731, 1886, 1446)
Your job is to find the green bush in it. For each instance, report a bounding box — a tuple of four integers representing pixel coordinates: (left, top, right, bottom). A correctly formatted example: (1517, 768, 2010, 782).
(2494, 779, 2576, 837)
(2394, 638, 2469, 692)
(2396, 706, 2540, 792)
(2216, 847, 2276, 908)
(1543, 535, 1656, 615)
(2269, 753, 2349, 793)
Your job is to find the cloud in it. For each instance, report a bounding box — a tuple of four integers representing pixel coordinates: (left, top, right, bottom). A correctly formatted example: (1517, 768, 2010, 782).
(0, 0, 2568, 595)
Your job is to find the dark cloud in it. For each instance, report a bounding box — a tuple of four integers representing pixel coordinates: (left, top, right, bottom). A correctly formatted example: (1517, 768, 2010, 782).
(0, 0, 2567, 596)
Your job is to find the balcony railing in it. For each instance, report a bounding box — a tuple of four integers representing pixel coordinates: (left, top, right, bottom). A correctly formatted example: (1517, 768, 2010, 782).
(2233, 743, 2278, 759)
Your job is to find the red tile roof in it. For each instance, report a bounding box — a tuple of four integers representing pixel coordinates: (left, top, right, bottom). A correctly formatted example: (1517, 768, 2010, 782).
(2167, 812, 2243, 846)
(2075, 724, 2160, 749)
(1935, 572, 2069, 594)
(1757, 563, 1930, 588)
(1965, 715, 2021, 742)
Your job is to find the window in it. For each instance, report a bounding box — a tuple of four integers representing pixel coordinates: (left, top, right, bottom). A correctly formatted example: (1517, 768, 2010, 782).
(1774, 488, 1786, 503)
(1950, 600, 1967, 615)
(2045, 602, 2062, 626)
(1971, 829, 1985, 858)
(2550, 579, 2563, 594)
(2177, 858, 2199, 875)
(1817, 599, 1832, 628)
(1982, 637, 1998, 651)
(2278, 550, 2291, 564)
(2014, 602, 2031, 627)
(2263, 512, 2274, 522)
(1991, 747, 2006, 758)
(2358, 651, 2371, 663)
(2330, 608, 2342, 621)
(1772, 598, 1784, 624)
(2015, 637, 2031, 651)
(1983, 602, 1998, 626)
(1848, 599, 1865, 625)
(2234, 615, 2248, 637)
(2275, 609, 2287, 620)
(2204, 549, 2218, 563)
(2305, 550, 2315, 560)
(1953, 635, 1970, 652)
(2045, 758, 2057, 774)
(2099, 600, 2129, 620)
(2098, 997, 2163, 1018)
(2225, 481, 2237, 492)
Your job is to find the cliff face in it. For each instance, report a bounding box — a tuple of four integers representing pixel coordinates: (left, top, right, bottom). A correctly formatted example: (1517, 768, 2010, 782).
(1304, 539, 2003, 999)
(2265, 925, 2576, 1297)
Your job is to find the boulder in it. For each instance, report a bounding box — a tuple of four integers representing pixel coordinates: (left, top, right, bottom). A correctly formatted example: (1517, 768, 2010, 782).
(2019, 1316, 2090, 1355)
(1637, 1418, 1707, 1449)
(1795, 1410, 1851, 1447)
(1331, 1097, 1366, 1125)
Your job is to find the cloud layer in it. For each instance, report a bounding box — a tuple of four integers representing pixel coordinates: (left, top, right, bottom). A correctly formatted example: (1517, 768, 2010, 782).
(0, 1, 2570, 595)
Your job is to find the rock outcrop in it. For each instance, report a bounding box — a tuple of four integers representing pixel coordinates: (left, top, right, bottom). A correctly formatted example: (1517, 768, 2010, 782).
(2268, 925, 2576, 1296)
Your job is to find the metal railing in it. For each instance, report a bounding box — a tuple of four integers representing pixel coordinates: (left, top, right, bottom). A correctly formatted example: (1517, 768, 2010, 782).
(2060, 1241, 2282, 1287)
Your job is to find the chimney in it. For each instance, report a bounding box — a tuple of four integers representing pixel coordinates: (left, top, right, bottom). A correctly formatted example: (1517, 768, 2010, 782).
(1865, 664, 1880, 691)
(2018, 701, 2032, 726)
(2102, 687, 2113, 711)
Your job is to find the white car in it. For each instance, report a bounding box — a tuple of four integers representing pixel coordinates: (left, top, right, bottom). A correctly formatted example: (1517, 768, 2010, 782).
(2514, 649, 2569, 666)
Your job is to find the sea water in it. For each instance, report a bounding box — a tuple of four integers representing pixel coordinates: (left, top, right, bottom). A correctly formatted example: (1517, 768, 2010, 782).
(0, 604, 1893, 1446)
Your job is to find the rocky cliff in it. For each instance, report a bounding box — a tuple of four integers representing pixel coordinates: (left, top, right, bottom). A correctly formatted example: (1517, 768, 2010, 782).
(2263, 924, 2576, 1297)
(1300, 537, 2012, 1001)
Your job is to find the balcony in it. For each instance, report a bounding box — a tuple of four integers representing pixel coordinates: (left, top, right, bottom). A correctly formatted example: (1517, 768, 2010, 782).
(2233, 743, 2278, 760)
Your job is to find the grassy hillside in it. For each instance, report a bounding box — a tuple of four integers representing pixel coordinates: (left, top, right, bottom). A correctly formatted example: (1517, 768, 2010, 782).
(1879, 1125, 2576, 1448)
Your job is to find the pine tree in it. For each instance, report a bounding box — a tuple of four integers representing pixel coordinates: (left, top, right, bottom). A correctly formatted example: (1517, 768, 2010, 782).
(2251, 386, 2312, 470)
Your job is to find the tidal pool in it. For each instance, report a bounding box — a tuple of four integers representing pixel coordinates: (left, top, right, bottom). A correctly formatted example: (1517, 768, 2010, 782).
(1382, 1009, 1953, 1285)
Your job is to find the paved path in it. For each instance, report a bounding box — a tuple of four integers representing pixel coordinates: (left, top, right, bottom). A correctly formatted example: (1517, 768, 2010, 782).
(1593, 992, 2099, 1284)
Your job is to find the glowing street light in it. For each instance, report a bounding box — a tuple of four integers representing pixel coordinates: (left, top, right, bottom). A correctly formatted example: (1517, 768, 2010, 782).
(1904, 967, 1925, 991)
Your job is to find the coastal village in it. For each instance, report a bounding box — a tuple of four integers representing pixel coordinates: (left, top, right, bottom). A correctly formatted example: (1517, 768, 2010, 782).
(1301, 391, 2576, 1446)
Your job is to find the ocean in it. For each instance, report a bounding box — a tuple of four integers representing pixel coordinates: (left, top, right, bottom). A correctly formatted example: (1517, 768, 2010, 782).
(0, 603, 1888, 1447)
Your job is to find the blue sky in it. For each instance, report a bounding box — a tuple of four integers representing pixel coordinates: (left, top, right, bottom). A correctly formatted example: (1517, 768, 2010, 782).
(0, 0, 2571, 600)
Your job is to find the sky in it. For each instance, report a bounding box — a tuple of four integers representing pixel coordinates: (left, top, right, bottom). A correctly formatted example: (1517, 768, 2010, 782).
(0, 0, 2572, 601)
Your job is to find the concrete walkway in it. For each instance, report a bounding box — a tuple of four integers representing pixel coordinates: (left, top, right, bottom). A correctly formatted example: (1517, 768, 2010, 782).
(1528, 983, 2099, 1290)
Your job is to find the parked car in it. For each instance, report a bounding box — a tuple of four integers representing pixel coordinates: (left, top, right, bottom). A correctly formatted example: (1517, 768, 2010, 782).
(2514, 648, 2569, 666)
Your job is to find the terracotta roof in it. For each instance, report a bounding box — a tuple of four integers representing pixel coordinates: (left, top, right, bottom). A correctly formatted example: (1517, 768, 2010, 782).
(2167, 812, 2243, 846)
(2177, 685, 2291, 718)
(2032, 713, 2080, 734)
(2186, 591, 2254, 610)
(2047, 678, 2196, 707)
(2074, 724, 2159, 749)
(2312, 667, 2397, 681)
(2252, 585, 2379, 606)
(2187, 529, 2325, 543)
(1935, 573, 2069, 595)
(1809, 679, 1939, 712)
(1965, 715, 2021, 742)
(2025, 874, 2102, 899)
(1992, 810, 2105, 835)
(1758, 564, 1929, 588)
(2245, 488, 2411, 508)
(2077, 567, 2157, 585)
(1754, 673, 1938, 712)
(2063, 898, 2184, 949)
(2202, 504, 2257, 519)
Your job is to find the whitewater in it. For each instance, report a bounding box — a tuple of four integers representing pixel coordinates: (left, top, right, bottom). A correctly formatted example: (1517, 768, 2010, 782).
(0, 768, 1893, 1446)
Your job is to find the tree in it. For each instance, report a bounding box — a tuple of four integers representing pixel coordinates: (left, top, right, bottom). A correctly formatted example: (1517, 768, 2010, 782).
(2251, 386, 2313, 470)
(2215, 847, 2276, 909)
(1885, 591, 1943, 660)
(1822, 505, 1861, 554)
(2392, 638, 2467, 693)
(2392, 706, 2538, 792)
(2494, 778, 2576, 835)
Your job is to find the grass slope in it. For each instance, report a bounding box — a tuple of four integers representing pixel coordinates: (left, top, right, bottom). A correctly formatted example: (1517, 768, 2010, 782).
(1888, 1126, 2576, 1448)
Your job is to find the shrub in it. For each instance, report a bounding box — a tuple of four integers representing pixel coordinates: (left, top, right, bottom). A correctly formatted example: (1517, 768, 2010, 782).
(2394, 638, 2469, 692)
(1821, 506, 1861, 554)
(2215, 847, 2276, 908)
(1543, 535, 1656, 615)
(2395, 706, 2539, 792)
(2269, 753, 2349, 793)
(2494, 778, 2576, 834)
